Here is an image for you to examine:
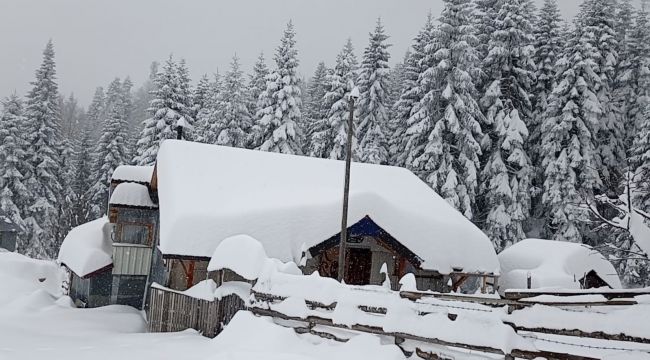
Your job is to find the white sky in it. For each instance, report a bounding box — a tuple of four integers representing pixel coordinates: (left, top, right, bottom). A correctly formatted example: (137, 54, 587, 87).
(0, 0, 585, 105)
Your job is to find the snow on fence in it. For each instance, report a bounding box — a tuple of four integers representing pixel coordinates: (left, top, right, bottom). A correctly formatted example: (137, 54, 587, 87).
(148, 284, 246, 338)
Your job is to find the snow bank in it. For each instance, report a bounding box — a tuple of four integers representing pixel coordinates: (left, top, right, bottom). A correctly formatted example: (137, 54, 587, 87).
(0, 251, 63, 306)
(156, 140, 499, 275)
(498, 239, 621, 292)
(109, 182, 157, 208)
(207, 234, 268, 280)
(57, 217, 112, 277)
(111, 165, 154, 183)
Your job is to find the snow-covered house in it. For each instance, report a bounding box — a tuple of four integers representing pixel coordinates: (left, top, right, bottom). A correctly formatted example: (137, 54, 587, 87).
(498, 239, 622, 293)
(151, 141, 499, 293)
(59, 165, 157, 308)
(0, 210, 18, 252)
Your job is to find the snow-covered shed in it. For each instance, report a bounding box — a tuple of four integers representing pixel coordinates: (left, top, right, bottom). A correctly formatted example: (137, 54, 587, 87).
(498, 239, 622, 293)
(0, 210, 19, 252)
(152, 140, 499, 292)
(58, 217, 113, 307)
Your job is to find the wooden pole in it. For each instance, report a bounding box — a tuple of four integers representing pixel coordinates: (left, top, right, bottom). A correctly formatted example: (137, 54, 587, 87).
(338, 94, 356, 282)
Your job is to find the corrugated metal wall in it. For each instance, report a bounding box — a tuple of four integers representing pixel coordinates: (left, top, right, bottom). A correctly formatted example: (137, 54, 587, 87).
(112, 245, 152, 275)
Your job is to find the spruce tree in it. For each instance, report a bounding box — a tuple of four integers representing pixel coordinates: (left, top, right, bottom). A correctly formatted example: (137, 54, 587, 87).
(540, 23, 602, 242)
(531, 0, 564, 215)
(304, 62, 330, 155)
(214, 56, 252, 148)
(406, 0, 484, 220)
(0, 95, 29, 249)
(175, 59, 195, 140)
(72, 123, 94, 226)
(249, 52, 270, 117)
(632, 103, 650, 212)
(86, 87, 106, 141)
(23, 40, 64, 259)
(193, 75, 212, 119)
(88, 78, 130, 218)
(255, 21, 303, 154)
(196, 72, 223, 145)
(479, 0, 536, 250)
(393, 14, 435, 168)
(356, 19, 391, 164)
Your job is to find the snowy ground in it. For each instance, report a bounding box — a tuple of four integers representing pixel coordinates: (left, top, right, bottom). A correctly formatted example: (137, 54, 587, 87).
(0, 251, 406, 360)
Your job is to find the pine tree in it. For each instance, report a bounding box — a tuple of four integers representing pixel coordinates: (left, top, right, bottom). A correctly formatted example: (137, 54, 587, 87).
(130, 61, 158, 144)
(540, 23, 602, 242)
(632, 103, 650, 212)
(56, 137, 77, 242)
(88, 78, 130, 218)
(406, 0, 484, 221)
(249, 52, 270, 117)
(255, 21, 303, 154)
(356, 19, 391, 164)
(393, 14, 435, 168)
(213, 56, 252, 148)
(0, 95, 29, 250)
(479, 0, 536, 250)
(531, 0, 564, 215)
(22, 40, 64, 259)
(86, 87, 106, 141)
(196, 72, 223, 144)
(304, 62, 330, 155)
(581, 0, 624, 193)
(193, 74, 212, 118)
(134, 55, 188, 165)
(175, 59, 195, 140)
(72, 123, 94, 226)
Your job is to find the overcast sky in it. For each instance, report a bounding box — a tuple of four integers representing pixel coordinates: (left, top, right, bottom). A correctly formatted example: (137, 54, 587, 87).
(0, 0, 585, 105)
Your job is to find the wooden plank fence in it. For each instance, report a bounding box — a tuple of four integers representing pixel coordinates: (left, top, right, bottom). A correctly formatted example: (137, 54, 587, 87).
(148, 285, 245, 338)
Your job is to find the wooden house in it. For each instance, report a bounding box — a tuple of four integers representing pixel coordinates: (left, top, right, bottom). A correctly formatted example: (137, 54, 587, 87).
(498, 238, 622, 294)
(60, 140, 501, 310)
(0, 210, 18, 252)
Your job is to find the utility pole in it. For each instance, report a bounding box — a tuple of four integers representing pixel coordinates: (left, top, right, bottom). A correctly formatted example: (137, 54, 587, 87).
(338, 86, 359, 283)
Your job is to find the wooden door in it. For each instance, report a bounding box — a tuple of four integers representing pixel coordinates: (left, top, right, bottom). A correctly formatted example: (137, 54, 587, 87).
(345, 248, 372, 285)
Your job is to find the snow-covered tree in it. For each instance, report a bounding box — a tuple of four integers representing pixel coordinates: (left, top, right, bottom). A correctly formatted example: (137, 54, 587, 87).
(0, 95, 29, 249)
(249, 52, 269, 117)
(540, 23, 602, 242)
(195, 72, 223, 144)
(356, 19, 391, 164)
(308, 39, 358, 159)
(86, 87, 105, 140)
(632, 103, 650, 212)
(406, 0, 485, 221)
(479, 0, 536, 250)
(22, 40, 64, 259)
(255, 21, 303, 154)
(193, 74, 212, 119)
(531, 0, 564, 206)
(134, 55, 190, 165)
(393, 14, 435, 168)
(212, 56, 252, 148)
(88, 78, 130, 218)
(304, 61, 330, 155)
(580, 0, 624, 193)
(71, 123, 94, 226)
(175, 59, 195, 139)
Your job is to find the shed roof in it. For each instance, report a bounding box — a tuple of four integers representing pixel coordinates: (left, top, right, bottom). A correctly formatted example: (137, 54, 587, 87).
(58, 217, 112, 278)
(109, 182, 157, 208)
(155, 140, 499, 275)
(498, 239, 622, 291)
(111, 165, 154, 184)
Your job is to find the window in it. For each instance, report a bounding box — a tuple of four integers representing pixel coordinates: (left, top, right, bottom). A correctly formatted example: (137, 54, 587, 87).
(117, 223, 151, 245)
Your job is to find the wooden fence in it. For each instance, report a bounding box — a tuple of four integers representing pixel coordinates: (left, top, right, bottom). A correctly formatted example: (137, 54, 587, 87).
(148, 285, 245, 338)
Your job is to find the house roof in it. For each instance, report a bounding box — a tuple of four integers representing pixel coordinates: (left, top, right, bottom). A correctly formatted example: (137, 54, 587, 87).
(111, 165, 154, 184)
(109, 182, 158, 209)
(498, 239, 622, 291)
(155, 140, 499, 275)
(58, 217, 113, 278)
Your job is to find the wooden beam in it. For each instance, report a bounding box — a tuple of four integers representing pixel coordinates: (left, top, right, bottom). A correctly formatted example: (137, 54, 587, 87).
(504, 322, 650, 344)
(504, 289, 649, 301)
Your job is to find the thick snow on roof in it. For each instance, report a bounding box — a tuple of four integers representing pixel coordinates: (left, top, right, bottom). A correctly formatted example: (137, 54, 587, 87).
(498, 239, 622, 292)
(207, 234, 268, 280)
(109, 182, 157, 208)
(156, 140, 499, 274)
(57, 217, 112, 277)
(111, 165, 154, 183)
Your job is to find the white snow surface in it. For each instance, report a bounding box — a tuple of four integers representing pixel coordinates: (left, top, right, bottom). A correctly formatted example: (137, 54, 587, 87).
(498, 239, 622, 292)
(156, 140, 498, 275)
(207, 234, 268, 280)
(629, 212, 650, 256)
(109, 182, 157, 208)
(57, 217, 112, 277)
(111, 164, 154, 183)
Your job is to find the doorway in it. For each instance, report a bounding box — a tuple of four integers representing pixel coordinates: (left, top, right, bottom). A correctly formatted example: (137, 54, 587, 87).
(345, 248, 372, 285)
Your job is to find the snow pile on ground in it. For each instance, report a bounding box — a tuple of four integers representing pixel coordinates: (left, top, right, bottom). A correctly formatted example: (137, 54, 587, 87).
(110, 182, 157, 208)
(57, 217, 112, 277)
(111, 165, 154, 183)
(156, 140, 499, 275)
(0, 251, 63, 307)
(498, 239, 622, 292)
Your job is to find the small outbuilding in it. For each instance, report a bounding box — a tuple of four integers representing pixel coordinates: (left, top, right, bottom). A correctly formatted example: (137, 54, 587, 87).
(0, 210, 19, 252)
(498, 239, 622, 294)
